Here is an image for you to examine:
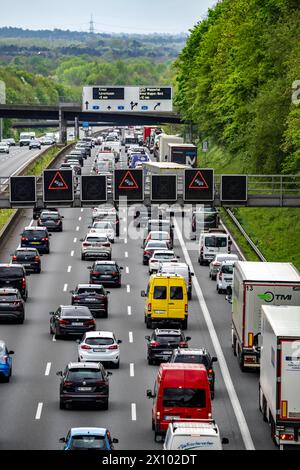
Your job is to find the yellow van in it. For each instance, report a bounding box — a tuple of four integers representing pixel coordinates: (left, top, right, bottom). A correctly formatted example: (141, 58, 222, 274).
(141, 274, 188, 329)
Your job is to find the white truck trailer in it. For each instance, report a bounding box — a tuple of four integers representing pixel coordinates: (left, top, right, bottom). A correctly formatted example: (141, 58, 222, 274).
(231, 261, 300, 371)
(259, 305, 300, 449)
(156, 134, 184, 162)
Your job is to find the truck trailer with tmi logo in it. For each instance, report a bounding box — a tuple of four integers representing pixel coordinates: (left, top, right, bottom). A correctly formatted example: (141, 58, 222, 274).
(231, 262, 300, 371)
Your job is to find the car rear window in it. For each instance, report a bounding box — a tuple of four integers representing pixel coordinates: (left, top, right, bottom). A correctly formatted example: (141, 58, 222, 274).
(0, 293, 19, 300)
(173, 354, 209, 367)
(86, 236, 108, 243)
(93, 223, 112, 229)
(62, 309, 91, 317)
(16, 250, 38, 256)
(163, 388, 206, 408)
(153, 286, 167, 300)
(77, 288, 105, 295)
(147, 241, 167, 248)
(156, 335, 181, 344)
(85, 337, 114, 346)
(222, 265, 234, 274)
(170, 286, 183, 300)
(94, 264, 116, 273)
(23, 230, 47, 238)
(154, 253, 175, 260)
(70, 435, 106, 450)
(67, 369, 103, 381)
(41, 213, 59, 220)
(0, 267, 24, 278)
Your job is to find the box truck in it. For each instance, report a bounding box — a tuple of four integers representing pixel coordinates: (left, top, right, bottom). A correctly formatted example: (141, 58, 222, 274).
(167, 143, 197, 167)
(259, 305, 300, 449)
(231, 261, 300, 371)
(155, 134, 184, 162)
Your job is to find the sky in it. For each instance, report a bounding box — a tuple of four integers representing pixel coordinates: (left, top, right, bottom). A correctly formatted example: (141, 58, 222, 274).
(0, 0, 217, 34)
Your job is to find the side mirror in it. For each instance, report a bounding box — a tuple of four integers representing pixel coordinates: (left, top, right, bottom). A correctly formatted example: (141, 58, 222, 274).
(106, 291, 111, 294)
(87, 266, 92, 269)
(56, 371, 63, 377)
(119, 266, 123, 270)
(107, 371, 112, 376)
(49, 311, 54, 315)
(141, 290, 146, 297)
(222, 437, 229, 445)
(8, 350, 14, 355)
(147, 389, 154, 399)
(76, 339, 81, 344)
(186, 336, 191, 341)
(145, 336, 150, 341)
(112, 438, 119, 444)
(69, 290, 74, 294)
(79, 239, 84, 242)
(212, 356, 218, 363)
(59, 437, 66, 443)
(117, 340, 122, 344)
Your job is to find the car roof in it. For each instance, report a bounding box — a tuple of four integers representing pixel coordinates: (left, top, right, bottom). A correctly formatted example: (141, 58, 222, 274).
(70, 428, 107, 436)
(155, 329, 182, 335)
(76, 284, 104, 288)
(86, 232, 108, 238)
(174, 348, 209, 355)
(67, 362, 102, 370)
(15, 247, 37, 252)
(152, 250, 175, 255)
(84, 331, 114, 338)
(160, 262, 188, 269)
(148, 231, 169, 236)
(221, 260, 236, 265)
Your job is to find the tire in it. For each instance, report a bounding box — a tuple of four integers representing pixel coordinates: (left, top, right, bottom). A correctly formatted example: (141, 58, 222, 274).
(152, 419, 155, 431)
(36, 268, 41, 274)
(102, 400, 109, 410)
(211, 275, 216, 281)
(238, 348, 247, 372)
(143, 260, 148, 266)
(233, 335, 237, 357)
(182, 318, 188, 330)
(55, 332, 61, 340)
(59, 400, 66, 410)
(146, 317, 152, 329)
(102, 310, 108, 319)
(114, 361, 120, 369)
(3, 375, 10, 383)
(81, 254, 85, 261)
(262, 394, 268, 422)
(148, 358, 154, 365)
(17, 316, 24, 324)
(188, 291, 192, 301)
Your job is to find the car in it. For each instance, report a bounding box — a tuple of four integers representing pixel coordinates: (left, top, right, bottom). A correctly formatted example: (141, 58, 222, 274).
(59, 427, 118, 450)
(209, 253, 239, 280)
(145, 329, 191, 365)
(29, 139, 41, 150)
(80, 233, 112, 261)
(144, 230, 172, 249)
(0, 340, 14, 382)
(216, 260, 235, 294)
(144, 219, 174, 246)
(70, 284, 110, 318)
(3, 138, 16, 147)
(75, 144, 90, 157)
(33, 207, 58, 221)
(143, 240, 169, 265)
(0, 288, 25, 324)
(40, 137, 55, 145)
(49, 305, 96, 339)
(77, 331, 122, 368)
(169, 348, 218, 398)
(190, 207, 219, 240)
(64, 154, 84, 167)
(129, 153, 149, 168)
(148, 250, 179, 274)
(64, 162, 81, 175)
(88, 221, 115, 243)
(92, 206, 119, 236)
(88, 261, 123, 287)
(0, 141, 9, 154)
(57, 362, 111, 410)
(0, 264, 28, 301)
(20, 226, 51, 254)
(37, 210, 64, 232)
(11, 247, 41, 273)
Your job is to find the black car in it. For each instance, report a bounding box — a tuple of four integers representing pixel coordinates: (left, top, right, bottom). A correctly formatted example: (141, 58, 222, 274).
(0, 288, 25, 323)
(169, 348, 218, 398)
(88, 261, 123, 287)
(0, 264, 28, 300)
(49, 305, 96, 339)
(37, 210, 64, 232)
(20, 226, 51, 254)
(70, 284, 110, 318)
(11, 248, 41, 273)
(75, 144, 90, 157)
(57, 362, 111, 409)
(145, 329, 191, 365)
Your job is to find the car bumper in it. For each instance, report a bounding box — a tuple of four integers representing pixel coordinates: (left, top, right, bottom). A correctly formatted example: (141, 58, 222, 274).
(21, 242, 48, 252)
(148, 350, 173, 361)
(12, 261, 40, 271)
(57, 325, 96, 335)
(90, 277, 120, 286)
(72, 302, 107, 314)
(60, 393, 108, 404)
(0, 364, 11, 377)
(79, 350, 119, 363)
(0, 310, 24, 320)
(82, 250, 111, 259)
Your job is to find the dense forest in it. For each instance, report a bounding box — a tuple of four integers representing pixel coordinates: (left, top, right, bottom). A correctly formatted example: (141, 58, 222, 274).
(174, 0, 300, 174)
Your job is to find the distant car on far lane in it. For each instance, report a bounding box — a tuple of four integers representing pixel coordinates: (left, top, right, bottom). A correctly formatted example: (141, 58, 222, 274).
(0, 141, 9, 154)
(29, 139, 41, 150)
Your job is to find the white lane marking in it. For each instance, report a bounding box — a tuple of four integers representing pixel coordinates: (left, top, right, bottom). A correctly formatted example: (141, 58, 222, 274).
(67, 266, 72, 273)
(130, 363, 135, 377)
(129, 331, 133, 343)
(127, 306, 132, 316)
(78, 216, 82, 221)
(70, 250, 74, 257)
(173, 218, 255, 450)
(124, 227, 127, 233)
(81, 208, 84, 212)
(29, 219, 34, 227)
(124, 238, 128, 244)
(45, 362, 51, 376)
(63, 284, 68, 292)
(52, 335, 56, 342)
(73, 238, 77, 243)
(126, 266, 129, 274)
(127, 284, 130, 293)
(131, 403, 137, 421)
(76, 226, 80, 231)
(125, 252, 128, 258)
(35, 403, 43, 420)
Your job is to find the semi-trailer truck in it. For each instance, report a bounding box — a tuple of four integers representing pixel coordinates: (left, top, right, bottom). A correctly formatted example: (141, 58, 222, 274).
(154, 134, 184, 162)
(259, 305, 300, 449)
(231, 261, 300, 371)
(167, 143, 197, 167)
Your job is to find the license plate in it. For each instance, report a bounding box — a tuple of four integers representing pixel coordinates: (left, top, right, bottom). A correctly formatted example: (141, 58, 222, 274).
(85, 298, 96, 302)
(0, 303, 9, 307)
(164, 416, 178, 420)
(102, 275, 111, 279)
(72, 322, 84, 326)
(24, 264, 31, 268)
(77, 387, 92, 391)
(31, 242, 40, 245)
(154, 310, 165, 314)
(162, 351, 170, 355)
(93, 348, 106, 352)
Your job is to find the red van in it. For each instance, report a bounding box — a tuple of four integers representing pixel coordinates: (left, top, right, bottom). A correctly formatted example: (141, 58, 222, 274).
(147, 363, 212, 441)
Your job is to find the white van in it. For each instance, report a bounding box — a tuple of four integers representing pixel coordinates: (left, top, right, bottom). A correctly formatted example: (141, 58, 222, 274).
(163, 421, 228, 450)
(198, 230, 231, 265)
(158, 262, 194, 300)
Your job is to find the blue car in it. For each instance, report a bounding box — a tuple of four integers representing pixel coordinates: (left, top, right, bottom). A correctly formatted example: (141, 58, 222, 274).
(0, 340, 14, 383)
(60, 427, 118, 451)
(129, 153, 150, 168)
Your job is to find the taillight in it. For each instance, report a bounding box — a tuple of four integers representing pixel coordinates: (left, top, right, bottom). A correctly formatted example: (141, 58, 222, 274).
(83, 242, 90, 247)
(91, 271, 99, 276)
(185, 304, 188, 313)
(21, 237, 28, 241)
(208, 368, 213, 375)
(59, 319, 70, 325)
(111, 271, 118, 276)
(41, 237, 48, 241)
(144, 250, 151, 256)
(13, 301, 22, 306)
(147, 303, 151, 312)
(80, 344, 92, 350)
(85, 319, 96, 325)
(108, 344, 118, 350)
(156, 411, 160, 420)
(179, 342, 188, 348)
(64, 381, 73, 386)
(150, 341, 160, 347)
(12, 256, 17, 261)
(73, 296, 81, 301)
(22, 277, 26, 289)
(35, 256, 40, 261)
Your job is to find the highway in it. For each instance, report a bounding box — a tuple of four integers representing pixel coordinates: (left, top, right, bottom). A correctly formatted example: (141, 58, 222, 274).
(0, 145, 52, 177)
(0, 144, 275, 450)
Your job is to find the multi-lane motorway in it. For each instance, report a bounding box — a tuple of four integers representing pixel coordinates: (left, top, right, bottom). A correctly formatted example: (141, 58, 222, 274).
(0, 145, 50, 178)
(0, 144, 275, 450)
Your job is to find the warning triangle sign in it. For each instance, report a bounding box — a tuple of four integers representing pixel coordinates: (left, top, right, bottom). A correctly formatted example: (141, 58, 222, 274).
(48, 171, 69, 190)
(189, 171, 209, 190)
(119, 171, 139, 190)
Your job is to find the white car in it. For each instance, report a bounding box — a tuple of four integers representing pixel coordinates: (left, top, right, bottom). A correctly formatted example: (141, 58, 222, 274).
(77, 331, 122, 368)
(80, 232, 112, 261)
(216, 260, 235, 293)
(148, 250, 178, 274)
(209, 253, 239, 280)
(0, 141, 9, 154)
(88, 221, 115, 243)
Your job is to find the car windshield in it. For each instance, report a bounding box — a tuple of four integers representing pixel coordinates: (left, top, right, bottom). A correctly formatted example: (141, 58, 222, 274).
(70, 435, 106, 450)
(222, 265, 234, 274)
(0, 267, 23, 278)
(156, 335, 181, 344)
(77, 288, 104, 295)
(173, 354, 209, 367)
(62, 309, 91, 317)
(205, 236, 227, 248)
(0, 293, 18, 300)
(163, 388, 206, 408)
(85, 337, 114, 346)
(67, 369, 103, 381)
(23, 230, 47, 238)
(94, 265, 116, 273)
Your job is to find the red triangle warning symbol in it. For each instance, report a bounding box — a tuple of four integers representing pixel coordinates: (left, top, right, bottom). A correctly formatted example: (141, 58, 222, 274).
(48, 171, 69, 190)
(189, 171, 209, 190)
(119, 171, 139, 190)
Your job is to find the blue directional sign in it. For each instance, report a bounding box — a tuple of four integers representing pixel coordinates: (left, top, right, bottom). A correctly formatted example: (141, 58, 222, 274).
(82, 121, 89, 128)
(141, 106, 149, 110)
(118, 106, 125, 110)
(92, 106, 100, 110)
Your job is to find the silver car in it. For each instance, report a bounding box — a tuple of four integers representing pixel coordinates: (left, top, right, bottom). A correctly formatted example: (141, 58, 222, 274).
(77, 331, 122, 368)
(80, 232, 112, 261)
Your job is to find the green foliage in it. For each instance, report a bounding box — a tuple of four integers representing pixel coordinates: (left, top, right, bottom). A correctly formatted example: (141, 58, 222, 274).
(174, 0, 300, 174)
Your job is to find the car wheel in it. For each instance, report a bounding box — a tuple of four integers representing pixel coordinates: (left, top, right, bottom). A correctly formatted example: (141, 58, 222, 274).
(55, 332, 61, 340)
(114, 361, 120, 369)
(17, 316, 24, 324)
(81, 254, 85, 261)
(59, 400, 66, 410)
(146, 317, 152, 329)
(152, 419, 155, 431)
(182, 318, 188, 330)
(3, 375, 10, 383)
(50, 326, 53, 335)
(102, 400, 109, 410)
(143, 260, 147, 266)
(102, 310, 108, 319)
(148, 358, 154, 365)
(188, 291, 192, 300)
